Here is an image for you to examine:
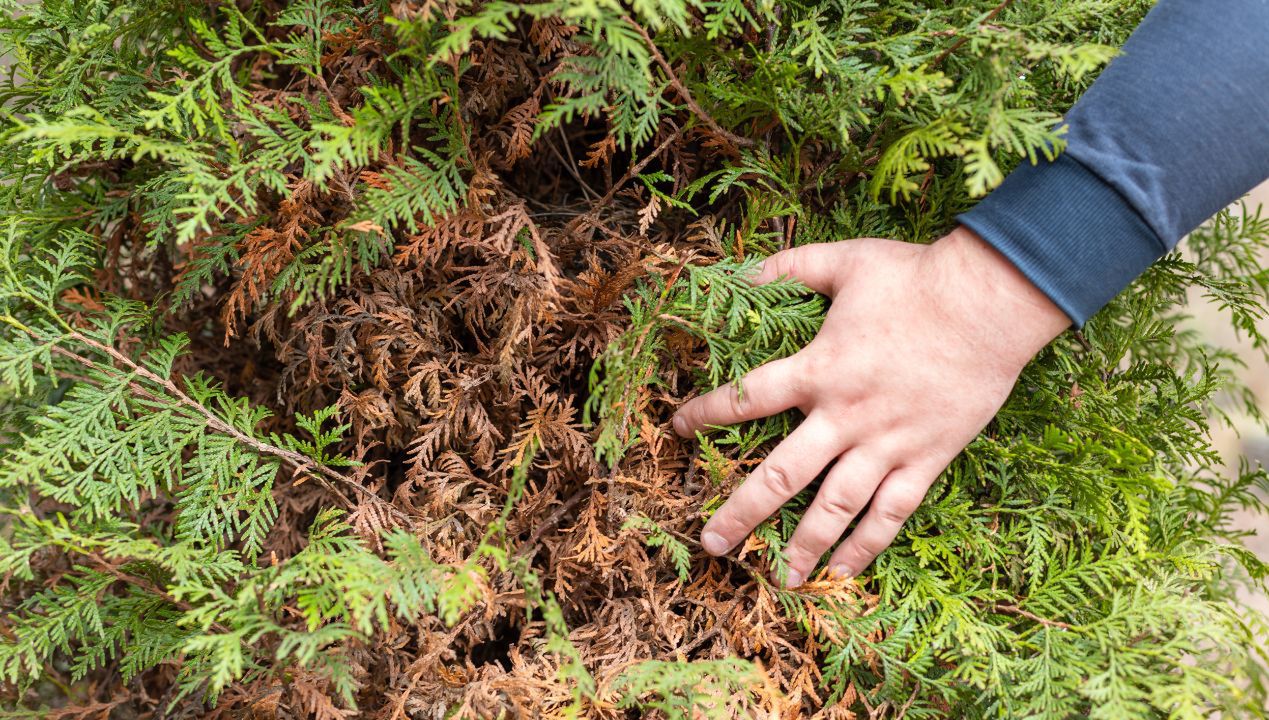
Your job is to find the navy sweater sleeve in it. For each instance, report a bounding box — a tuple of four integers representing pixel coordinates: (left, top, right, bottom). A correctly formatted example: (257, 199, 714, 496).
(957, 0, 1269, 326)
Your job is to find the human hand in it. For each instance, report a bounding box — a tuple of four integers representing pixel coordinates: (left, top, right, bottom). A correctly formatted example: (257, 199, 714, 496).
(672, 226, 1071, 586)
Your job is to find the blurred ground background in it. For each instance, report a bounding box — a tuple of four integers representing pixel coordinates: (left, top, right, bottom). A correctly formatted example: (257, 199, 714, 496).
(1189, 180, 1269, 619)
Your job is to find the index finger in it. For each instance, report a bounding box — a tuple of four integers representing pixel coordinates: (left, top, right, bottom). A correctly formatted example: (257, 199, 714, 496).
(753, 243, 854, 295)
(672, 356, 804, 437)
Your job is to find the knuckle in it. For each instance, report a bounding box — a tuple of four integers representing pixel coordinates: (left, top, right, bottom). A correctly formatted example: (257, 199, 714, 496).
(819, 492, 861, 521)
(874, 493, 920, 524)
(781, 256, 801, 281)
(786, 543, 827, 571)
(726, 385, 750, 417)
(761, 462, 799, 497)
(679, 403, 702, 429)
(875, 503, 911, 525)
(679, 398, 699, 419)
(768, 249, 794, 278)
(784, 369, 810, 400)
(876, 438, 919, 466)
(784, 541, 817, 566)
(705, 508, 739, 537)
(857, 536, 888, 557)
(800, 352, 833, 381)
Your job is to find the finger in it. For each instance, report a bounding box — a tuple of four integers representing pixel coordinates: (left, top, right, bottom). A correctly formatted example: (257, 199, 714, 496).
(672, 356, 803, 437)
(700, 414, 844, 557)
(827, 466, 936, 579)
(752, 244, 853, 295)
(779, 449, 889, 587)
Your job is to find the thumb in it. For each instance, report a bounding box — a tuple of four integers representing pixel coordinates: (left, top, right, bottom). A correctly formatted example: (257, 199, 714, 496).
(751, 242, 855, 296)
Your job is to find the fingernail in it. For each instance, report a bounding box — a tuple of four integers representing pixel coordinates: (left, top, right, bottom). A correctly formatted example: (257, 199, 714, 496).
(829, 564, 854, 580)
(701, 530, 729, 555)
(830, 564, 855, 579)
(781, 569, 804, 588)
(672, 414, 689, 437)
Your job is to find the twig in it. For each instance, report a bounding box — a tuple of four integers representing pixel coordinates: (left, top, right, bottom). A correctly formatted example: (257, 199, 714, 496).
(625, 17, 754, 152)
(56, 330, 412, 528)
(765, 5, 783, 52)
(1073, 330, 1093, 352)
(990, 602, 1074, 630)
(677, 626, 721, 656)
(592, 123, 686, 211)
(85, 552, 231, 634)
(31, 360, 97, 389)
(681, 443, 704, 495)
(551, 126, 601, 201)
(676, 594, 744, 657)
(518, 484, 592, 556)
(930, 0, 1016, 68)
(895, 682, 921, 719)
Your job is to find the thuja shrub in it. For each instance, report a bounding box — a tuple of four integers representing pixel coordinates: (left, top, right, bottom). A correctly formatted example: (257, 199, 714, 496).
(0, 0, 1267, 717)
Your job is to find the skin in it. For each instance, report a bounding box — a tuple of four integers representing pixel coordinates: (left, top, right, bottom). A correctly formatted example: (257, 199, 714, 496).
(671, 226, 1072, 587)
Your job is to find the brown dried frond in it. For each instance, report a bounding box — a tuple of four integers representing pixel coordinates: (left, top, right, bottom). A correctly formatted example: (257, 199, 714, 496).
(71, 8, 884, 716)
(222, 180, 324, 339)
(580, 135, 617, 169)
(529, 17, 580, 59)
(497, 96, 540, 165)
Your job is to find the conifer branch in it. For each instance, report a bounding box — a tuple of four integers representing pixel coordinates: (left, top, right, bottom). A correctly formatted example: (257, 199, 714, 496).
(58, 330, 411, 528)
(519, 485, 591, 556)
(591, 123, 686, 211)
(624, 17, 755, 152)
(82, 551, 231, 634)
(2, 1, 1264, 716)
(931, 0, 1017, 68)
(990, 602, 1074, 630)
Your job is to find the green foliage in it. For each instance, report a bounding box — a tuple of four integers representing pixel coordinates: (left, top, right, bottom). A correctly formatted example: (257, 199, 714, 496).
(0, 233, 483, 705)
(623, 513, 693, 581)
(175, 509, 484, 703)
(612, 658, 769, 718)
(586, 256, 822, 466)
(591, 202, 1269, 717)
(0, 0, 1265, 717)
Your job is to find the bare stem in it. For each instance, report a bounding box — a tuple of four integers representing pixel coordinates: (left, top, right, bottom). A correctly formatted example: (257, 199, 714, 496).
(991, 602, 1074, 630)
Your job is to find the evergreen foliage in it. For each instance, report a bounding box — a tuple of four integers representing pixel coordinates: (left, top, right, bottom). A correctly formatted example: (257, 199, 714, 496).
(0, 0, 1265, 717)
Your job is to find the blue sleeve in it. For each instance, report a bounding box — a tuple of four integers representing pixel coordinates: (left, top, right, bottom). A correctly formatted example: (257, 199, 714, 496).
(957, 0, 1269, 326)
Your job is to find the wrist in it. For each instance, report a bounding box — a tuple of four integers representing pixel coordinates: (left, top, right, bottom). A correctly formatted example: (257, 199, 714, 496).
(928, 226, 1071, 368)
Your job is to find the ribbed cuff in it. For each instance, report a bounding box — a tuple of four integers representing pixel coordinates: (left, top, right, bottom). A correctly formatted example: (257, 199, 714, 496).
(957, 154, 1167, 326)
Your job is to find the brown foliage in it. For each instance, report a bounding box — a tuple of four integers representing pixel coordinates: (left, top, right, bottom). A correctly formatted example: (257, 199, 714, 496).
(51, 6, 879, 717)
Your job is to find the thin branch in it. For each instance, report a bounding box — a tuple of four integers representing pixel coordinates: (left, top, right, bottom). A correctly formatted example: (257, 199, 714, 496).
(930, 0, 1016, 68)
(518, 484, 591, 556)
(625, 17, 755, 152)
(675, 594, 744, 657)
(1073, 330, 1093, 352)
(549, 125, 601, 201)
(54, 329, 412, 528)
(86, 551, 231, 634)
(895, 682, 922, 719)
(991, 602, 1074, 630)
(593, 123, 686, 210)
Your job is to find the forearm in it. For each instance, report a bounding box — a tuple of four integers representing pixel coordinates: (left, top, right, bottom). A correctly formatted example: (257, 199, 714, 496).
(959, 0, 1269, 325)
